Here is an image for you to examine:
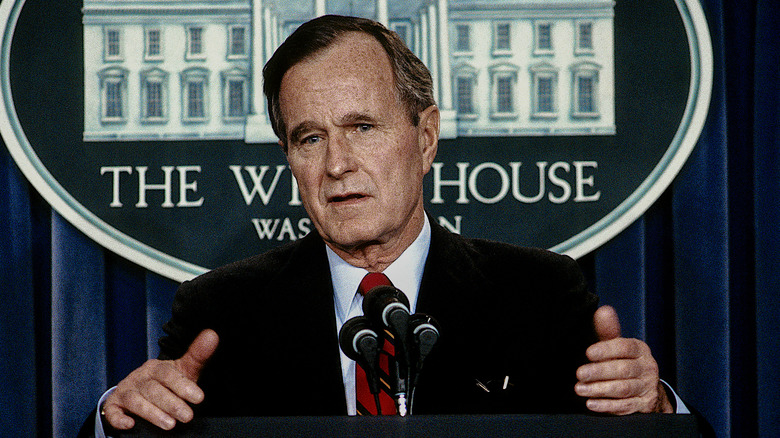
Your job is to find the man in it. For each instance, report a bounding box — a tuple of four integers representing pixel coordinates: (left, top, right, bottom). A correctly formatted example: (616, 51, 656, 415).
(93, 15, 680, 434)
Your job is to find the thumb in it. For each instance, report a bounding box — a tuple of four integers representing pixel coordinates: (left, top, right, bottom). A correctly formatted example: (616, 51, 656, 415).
(177, 328, 219, 381)
(594, 305, 621, 341)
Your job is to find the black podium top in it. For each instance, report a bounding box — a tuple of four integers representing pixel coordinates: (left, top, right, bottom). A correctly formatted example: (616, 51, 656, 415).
(117, 414, 701, 437)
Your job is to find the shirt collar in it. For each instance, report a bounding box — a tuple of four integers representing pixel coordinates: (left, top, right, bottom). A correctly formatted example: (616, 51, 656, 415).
(328, 215, 432, 326)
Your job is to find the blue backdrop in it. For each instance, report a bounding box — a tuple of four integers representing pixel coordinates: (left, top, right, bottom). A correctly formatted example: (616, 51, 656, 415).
(1, 1, 778, 436)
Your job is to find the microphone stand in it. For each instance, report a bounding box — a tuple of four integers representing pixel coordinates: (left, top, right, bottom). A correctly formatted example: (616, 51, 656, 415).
(390, 354, 410, 416)
(407, 314, 440, 415)
(385, 309, 411, 416)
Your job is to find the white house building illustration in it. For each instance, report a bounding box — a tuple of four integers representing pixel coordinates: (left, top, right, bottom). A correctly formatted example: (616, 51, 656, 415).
(82, 0, 615, 143)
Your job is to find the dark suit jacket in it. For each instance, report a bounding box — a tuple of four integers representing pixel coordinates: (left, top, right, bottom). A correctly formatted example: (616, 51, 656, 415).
(157, 220, 599, 417)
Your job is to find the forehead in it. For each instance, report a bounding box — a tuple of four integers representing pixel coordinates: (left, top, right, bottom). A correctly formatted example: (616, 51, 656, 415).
(278, 32, 397, 118)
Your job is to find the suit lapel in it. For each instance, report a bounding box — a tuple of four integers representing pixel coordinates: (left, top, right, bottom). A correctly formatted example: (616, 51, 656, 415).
(416, 220, 486, 323)
(412, 222, 497, 413)
(271, 232, 347, 414)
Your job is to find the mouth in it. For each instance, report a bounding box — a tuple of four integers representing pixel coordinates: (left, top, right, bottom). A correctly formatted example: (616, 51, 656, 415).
(329, 193, 368, 203)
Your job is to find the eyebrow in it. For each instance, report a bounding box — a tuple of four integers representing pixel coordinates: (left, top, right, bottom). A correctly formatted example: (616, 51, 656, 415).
(288, 121, 318, 145)
(288, 112, 379, 144)
(339, 111, 377, 126)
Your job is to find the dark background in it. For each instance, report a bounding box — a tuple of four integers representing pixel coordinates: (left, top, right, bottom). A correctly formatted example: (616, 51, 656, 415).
(2, 1, 775, 437)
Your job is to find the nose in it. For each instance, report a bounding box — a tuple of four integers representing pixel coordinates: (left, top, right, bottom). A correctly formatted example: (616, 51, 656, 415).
(325, 132, 356, 178)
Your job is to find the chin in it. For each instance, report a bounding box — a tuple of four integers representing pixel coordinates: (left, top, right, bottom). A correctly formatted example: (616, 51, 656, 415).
(326, 227, 384, 250)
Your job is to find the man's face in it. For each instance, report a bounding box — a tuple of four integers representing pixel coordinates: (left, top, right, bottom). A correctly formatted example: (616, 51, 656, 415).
(279, 32, 438, 259)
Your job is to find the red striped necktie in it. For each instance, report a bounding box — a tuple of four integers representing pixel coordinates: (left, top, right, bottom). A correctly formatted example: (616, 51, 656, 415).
(355, 272, 398, 415)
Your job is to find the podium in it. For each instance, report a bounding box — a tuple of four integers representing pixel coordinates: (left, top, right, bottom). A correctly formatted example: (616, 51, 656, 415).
(117, 414, 701, 437)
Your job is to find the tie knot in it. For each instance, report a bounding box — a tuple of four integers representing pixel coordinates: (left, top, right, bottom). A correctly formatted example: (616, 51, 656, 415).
(358, 272, 392, 296)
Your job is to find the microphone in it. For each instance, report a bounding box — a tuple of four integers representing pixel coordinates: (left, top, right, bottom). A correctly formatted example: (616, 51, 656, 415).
(407, 313, 440, 414)
(362, 285, 412, 415)
(339, 316, 382, 397)
(409, 313, 440, 370)
(362, 285, 411, 350)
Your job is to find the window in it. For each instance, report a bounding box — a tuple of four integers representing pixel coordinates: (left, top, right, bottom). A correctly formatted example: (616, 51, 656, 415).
(141, 68, 168, 122)
(496, 77, 513, 113)
(577, 22, 594, 52)
(228, 80, 245, 117)
(222, 68, 249, 120)
(187, 82, 205, 118)
(535, 22, 553, 54)
(187, 26, 205, 59)
(489, 64, 518, 119)
(573, 74, 599, 116)
(530, 63, 558, 118)
(494, 23, 511, 53)
(228, 26, 248, 58)
(577, 76, 594, 113)
(104, 28, 122, 61)
(457, 77, 474, 114)
(145, 28, 162, 60)
(453, 64, 478, 119)
(455, 24, 471, 53)
(391, 22, 412, 50)
(98, 67, 127, 123)
(147, 82, 163, 117)
(181, 68, 209, 122)
(537, 77, 554, 113)
(105, 82, 123, 118)
(571, 62, 601, 118)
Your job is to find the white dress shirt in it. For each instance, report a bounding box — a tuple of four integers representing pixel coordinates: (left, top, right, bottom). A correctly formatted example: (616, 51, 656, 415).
(328, 215, 431, 415)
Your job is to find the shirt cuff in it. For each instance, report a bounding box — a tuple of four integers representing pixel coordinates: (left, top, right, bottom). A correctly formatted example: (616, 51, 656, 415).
(660, 379, 690, 414)
(94, 387, 117, 438)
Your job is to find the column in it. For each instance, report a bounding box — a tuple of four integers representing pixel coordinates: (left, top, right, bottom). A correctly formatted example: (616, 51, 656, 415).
(420, 12, 429, 67)
(436, 0, 457, 138)
(437, 0, 452, 111)
(414, 19, 421, 59)
(377, 0, 388, 26)
(316, 0, 326, 17)
(427, 2, 439, 104)
(264, 6, 273, 62)
(251, 0, 265, 116)
(245, 0, 278, 143)
(270, 12, 279, 49)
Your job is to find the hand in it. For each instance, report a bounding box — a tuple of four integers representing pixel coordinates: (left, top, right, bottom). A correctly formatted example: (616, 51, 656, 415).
(575, 306, 673, 415)
(102, 329, 219, 430)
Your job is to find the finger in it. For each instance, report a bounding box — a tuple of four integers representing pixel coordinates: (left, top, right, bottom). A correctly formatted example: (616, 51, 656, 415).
(102, 403, 136, 430)
(138, 377, 196, 423)
(585, 384, 674, 415)
(577, 358, 643, 383)
(593, 305, 621, 341)
(114, 389, 178, 430)
(584, 397, 645, 415)
(586, 337, 646, 362)
(575, 378, 645, 401)
(149, 360, 205, 405)
(177, 329, 219, 383)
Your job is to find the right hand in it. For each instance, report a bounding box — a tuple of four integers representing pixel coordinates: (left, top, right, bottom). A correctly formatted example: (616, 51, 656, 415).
(102, 329, 219, 430)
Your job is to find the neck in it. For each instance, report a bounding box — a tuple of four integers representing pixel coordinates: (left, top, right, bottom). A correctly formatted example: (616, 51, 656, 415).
(326, 211, 426, 272)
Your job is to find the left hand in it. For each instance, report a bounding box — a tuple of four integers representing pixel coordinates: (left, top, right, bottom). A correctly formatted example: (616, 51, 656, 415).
(574, 305, 674, 414)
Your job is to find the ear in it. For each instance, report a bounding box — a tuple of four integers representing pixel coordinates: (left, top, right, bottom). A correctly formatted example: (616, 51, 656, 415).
(418, 105, 440, 174)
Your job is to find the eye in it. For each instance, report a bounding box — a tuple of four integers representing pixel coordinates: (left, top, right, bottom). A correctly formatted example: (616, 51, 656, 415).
(301, 135, 322, 145)
(356, 123, 373, 133)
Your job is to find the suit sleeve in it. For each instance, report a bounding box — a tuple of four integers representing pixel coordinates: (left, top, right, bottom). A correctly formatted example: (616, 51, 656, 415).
(157, 279, 208, 361)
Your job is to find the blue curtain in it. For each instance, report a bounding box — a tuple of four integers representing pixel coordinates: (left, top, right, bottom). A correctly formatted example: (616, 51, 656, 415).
(1, 1, 777, 437)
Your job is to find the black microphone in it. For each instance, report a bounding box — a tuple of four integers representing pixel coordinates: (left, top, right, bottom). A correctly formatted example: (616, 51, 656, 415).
(409, 313, 440, 370)
(362, 285, 411, 350)
(407, 313, 440, 414)
(362, 285, 412, 415)
(339, 316, 381, 397)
